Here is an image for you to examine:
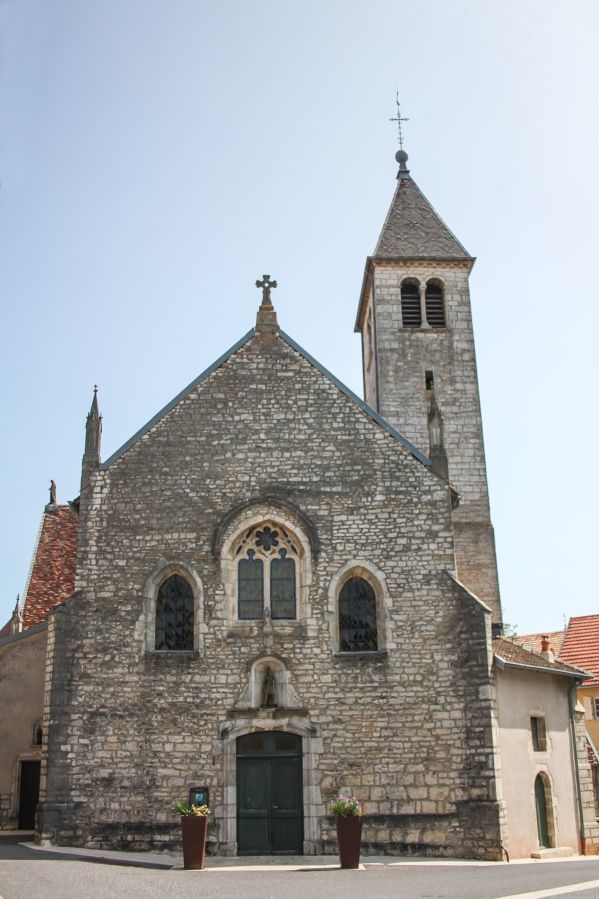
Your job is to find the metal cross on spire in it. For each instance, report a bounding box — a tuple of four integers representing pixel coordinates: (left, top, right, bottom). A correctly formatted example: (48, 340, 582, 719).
(389, 93, 409, 150)
(256, 274, 277, 305)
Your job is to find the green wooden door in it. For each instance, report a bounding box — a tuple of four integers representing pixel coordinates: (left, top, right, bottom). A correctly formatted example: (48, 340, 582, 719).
(237, 732, 303, 855)
(535, 774, 550, 848)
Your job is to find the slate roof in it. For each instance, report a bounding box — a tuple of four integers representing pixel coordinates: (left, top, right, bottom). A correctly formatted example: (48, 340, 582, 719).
(560, 616, 599, 688)
(374, 175, 471, 260)
(513, 630, 566, 657)
(493, 637, 587, 679)
(21, 505, 79, 628)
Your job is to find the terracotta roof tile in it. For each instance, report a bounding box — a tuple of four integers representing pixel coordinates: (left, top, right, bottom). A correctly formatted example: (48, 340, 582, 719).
(560, 615, 599, 687)
(513, 630, 566, 656)
(493, 637, 586, 678)
(22, 505, 78, 628)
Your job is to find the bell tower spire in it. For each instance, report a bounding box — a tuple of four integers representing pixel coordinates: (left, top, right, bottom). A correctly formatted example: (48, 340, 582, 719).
(355, 142, 502, 623)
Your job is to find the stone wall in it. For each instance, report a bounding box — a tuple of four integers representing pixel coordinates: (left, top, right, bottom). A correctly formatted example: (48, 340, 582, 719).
(360, 261, 501, 621)
(0, 628, 46, 829)
(39, 329, 503, 858)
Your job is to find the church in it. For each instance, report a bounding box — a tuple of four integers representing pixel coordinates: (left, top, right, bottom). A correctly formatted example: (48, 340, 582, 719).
(1, 146, 598, 860)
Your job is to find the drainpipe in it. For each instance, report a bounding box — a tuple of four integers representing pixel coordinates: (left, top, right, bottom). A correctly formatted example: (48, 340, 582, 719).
(569, 681, 586, 855)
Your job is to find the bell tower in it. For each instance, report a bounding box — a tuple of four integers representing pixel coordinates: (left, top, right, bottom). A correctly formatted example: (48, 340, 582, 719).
(356, 149, 502, 624)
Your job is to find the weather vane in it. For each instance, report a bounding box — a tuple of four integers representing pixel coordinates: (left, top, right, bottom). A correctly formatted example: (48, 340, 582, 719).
(389, 92, 409, 150)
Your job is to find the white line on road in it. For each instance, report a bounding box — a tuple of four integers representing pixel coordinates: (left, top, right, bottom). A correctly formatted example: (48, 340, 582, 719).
(494, 878, 599, 898)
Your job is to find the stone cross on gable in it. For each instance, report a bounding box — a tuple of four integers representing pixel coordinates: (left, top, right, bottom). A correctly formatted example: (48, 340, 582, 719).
(256, 274, 277, 306)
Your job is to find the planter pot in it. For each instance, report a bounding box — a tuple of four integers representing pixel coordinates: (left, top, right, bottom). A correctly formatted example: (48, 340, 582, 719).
(336, 814, 362, 869)
(181, 815, 208, 870)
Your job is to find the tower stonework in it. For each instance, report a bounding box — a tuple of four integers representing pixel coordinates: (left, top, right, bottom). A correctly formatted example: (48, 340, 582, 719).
(356, 151, 502, 623)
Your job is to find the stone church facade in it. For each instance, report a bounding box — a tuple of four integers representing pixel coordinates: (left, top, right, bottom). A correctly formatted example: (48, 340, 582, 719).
(3, 147, 597, 859)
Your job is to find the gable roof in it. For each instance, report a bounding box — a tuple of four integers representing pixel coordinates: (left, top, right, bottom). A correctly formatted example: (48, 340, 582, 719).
(100, 327, 431, 471)
(513, 630, 566, 657)
(493, 637, 588, 680)
(21, 505, 79, 628)
(374, 175, 471, 260)
(560, 615, 599, 687)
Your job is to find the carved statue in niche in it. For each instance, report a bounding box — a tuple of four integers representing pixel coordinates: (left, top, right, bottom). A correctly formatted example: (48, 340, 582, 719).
(261, 666, 277, 708)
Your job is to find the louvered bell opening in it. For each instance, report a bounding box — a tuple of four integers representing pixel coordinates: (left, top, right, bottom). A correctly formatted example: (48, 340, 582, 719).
(425, 284, 445, 328)
(401, 283, 421, 328)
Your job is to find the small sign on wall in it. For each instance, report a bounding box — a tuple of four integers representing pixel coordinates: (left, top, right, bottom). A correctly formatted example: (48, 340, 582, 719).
(189, 786, 209, 808)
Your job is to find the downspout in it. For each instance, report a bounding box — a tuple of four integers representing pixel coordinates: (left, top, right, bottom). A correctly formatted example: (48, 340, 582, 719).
(569, 681, 587, 854)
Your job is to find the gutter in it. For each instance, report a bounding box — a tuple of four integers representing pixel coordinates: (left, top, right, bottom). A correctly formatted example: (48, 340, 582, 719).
(569, 682, 587, 854)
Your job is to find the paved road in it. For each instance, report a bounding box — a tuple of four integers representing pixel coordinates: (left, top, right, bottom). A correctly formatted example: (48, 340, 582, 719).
(4, 836, 599, 898)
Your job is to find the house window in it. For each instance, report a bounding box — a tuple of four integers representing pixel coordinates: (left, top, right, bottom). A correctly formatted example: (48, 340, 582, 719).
(339, 577, 378, 652)
(401, 281, 421, 328)
(237, 523, 298, 620)
(425, 281, 445, 327)
(32, 720, 42, 747)
(531, 715, 547, 752)
(155, 574, 194, 650)
(592, 697, 599, 719)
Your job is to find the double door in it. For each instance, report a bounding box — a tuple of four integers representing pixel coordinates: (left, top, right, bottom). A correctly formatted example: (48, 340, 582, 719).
(237, 732, 303, 855)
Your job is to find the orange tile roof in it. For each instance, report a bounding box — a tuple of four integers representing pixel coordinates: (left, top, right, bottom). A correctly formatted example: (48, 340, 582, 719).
(21, 505, 78, 628)
(560, 616, 599, 687)
(513, 630, 566, 656)
(494, 637, 585, 678)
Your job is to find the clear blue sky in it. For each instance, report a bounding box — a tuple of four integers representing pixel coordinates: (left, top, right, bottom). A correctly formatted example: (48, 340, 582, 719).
(1, 0, 597, 634)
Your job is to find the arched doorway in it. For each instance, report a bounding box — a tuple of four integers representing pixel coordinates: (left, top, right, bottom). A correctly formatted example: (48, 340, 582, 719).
(535, 773, 555, 849)
(236, 731, 303, 855)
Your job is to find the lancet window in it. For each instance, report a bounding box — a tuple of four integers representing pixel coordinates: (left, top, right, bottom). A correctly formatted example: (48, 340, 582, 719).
(236, 523, 298, 620)
(155, 573, 194, 650)
(339, 576, 378, 652)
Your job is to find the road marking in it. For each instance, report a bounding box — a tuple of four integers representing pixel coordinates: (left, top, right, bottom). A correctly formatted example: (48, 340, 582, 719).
(494, 878, 599, 898)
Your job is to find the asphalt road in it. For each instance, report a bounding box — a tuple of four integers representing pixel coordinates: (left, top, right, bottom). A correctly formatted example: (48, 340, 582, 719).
(4, 836, 599, 899)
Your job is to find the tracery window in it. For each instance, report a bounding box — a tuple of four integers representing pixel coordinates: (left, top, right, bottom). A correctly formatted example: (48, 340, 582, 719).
(339, 576, 378, 652)
(155, 574, 194, 650)
(425, 281, 445, 328)
(401, 280, 421, 328)
(236, 523, 298, 620)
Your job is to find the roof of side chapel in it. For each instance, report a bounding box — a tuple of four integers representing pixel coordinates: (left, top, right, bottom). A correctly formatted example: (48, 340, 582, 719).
(21, 504, 79, 628)
(374, 172, 471, 260)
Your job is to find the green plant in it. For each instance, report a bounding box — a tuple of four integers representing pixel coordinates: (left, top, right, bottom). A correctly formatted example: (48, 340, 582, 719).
(329, 794, 363, 816)
(174, 800, 211, 817)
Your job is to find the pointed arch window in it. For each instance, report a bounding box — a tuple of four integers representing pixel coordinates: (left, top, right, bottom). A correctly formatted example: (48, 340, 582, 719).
(339, 577, 378, 652)
(425, 281, 445, 328)
(401, 280, 421, 328)
(155, 574, 194, 650)
(236, 524, 298, 620)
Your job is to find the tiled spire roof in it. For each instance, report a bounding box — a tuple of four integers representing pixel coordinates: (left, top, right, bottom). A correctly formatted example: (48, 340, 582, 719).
(374, 153, 471, 260)
(21, 504, 78, 628)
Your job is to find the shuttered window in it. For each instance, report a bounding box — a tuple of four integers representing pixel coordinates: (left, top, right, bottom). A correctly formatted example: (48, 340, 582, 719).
(425, 282, 445, 327)
(401, 281, 421, 328)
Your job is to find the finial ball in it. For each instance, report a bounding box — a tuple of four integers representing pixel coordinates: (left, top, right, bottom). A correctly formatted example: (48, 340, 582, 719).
(395, 149, 409, 165)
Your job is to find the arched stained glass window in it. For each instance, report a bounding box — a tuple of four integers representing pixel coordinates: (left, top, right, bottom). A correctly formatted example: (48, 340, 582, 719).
(401, 280, 421, 328)
(155, 574, 194, 650)
(235, 523, 299, 620)
(238, 551, 264, 619)
(339, 577, 378, 652)
(271, 550, 296, 619)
